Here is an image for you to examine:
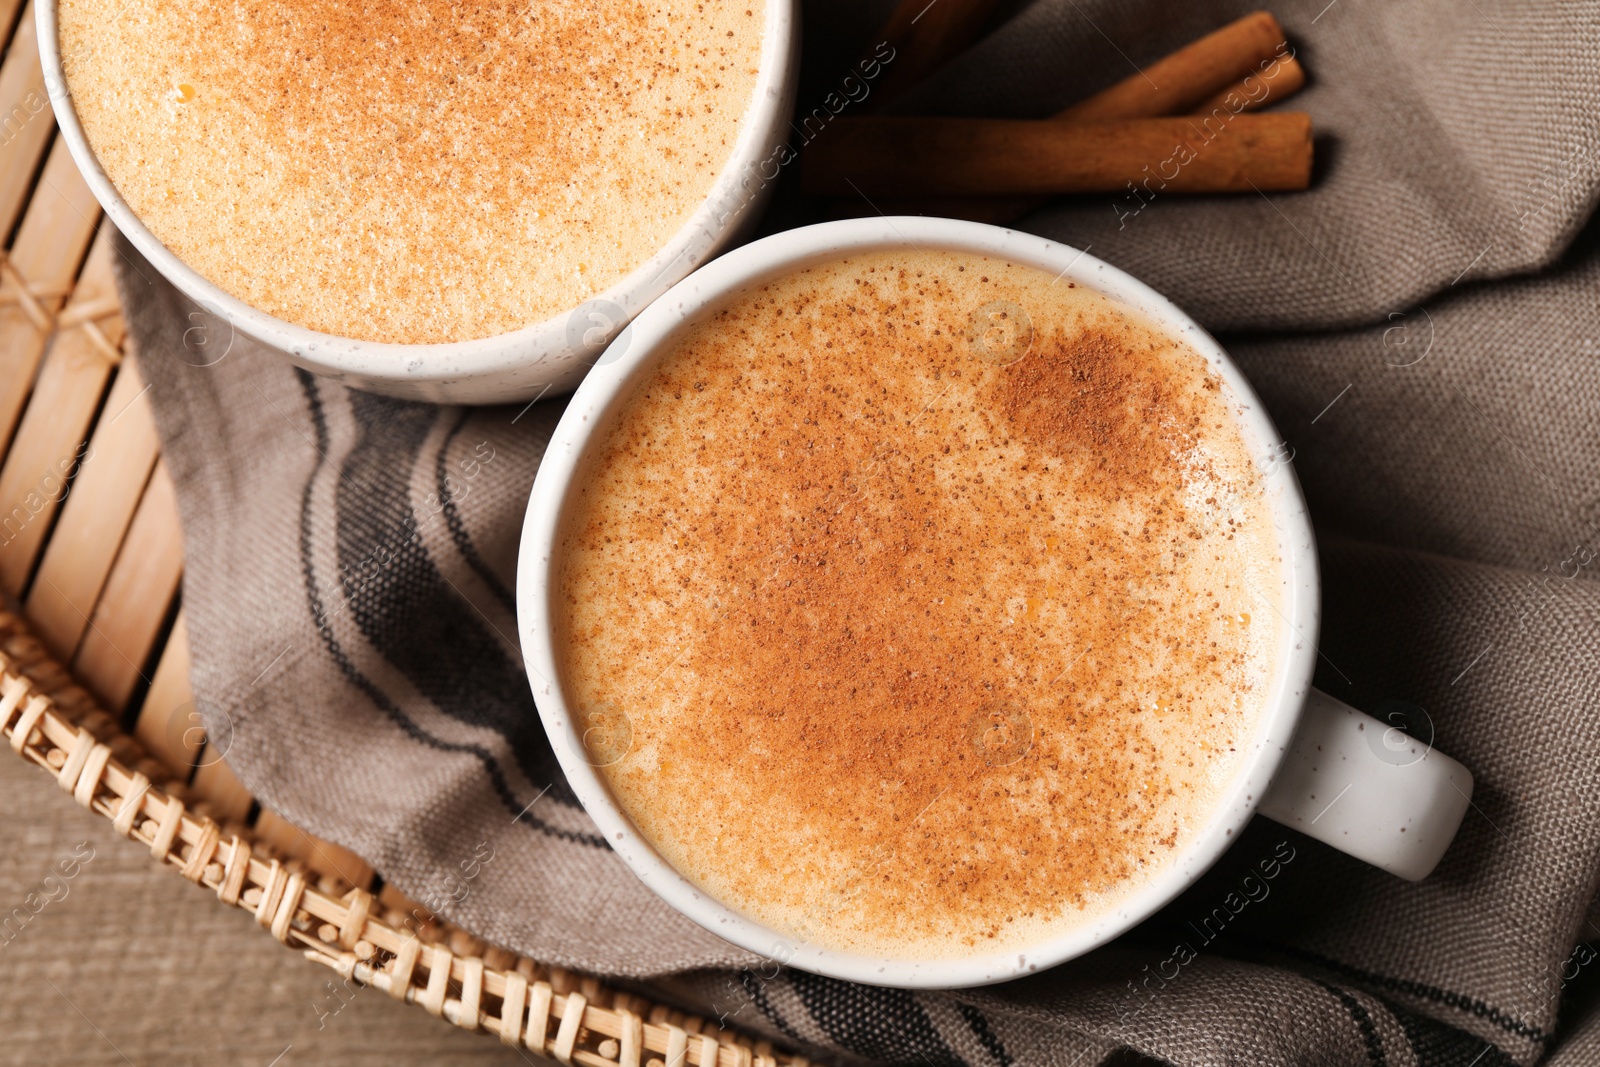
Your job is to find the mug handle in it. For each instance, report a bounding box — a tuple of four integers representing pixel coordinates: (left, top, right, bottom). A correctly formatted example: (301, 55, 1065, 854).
(1257, 688, 1474, 881)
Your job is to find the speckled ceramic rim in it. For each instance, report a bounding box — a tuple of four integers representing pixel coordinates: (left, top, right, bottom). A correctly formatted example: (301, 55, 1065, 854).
(37, 0, 800, 404)
(518, 217, 1320, 989)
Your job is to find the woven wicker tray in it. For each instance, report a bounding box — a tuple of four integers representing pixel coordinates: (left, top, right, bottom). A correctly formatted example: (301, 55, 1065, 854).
(0, 5, 801, 1063)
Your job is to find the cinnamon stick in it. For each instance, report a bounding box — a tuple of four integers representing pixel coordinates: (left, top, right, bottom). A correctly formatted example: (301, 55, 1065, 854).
(826, 13, 1308, 222)
(802, 113, 1312, 198)
(863, 0, 1009, 109)
(1191, 53, 1305, 116)
(912, 52, 1308, 222)
(1059, 11, 1293, 121)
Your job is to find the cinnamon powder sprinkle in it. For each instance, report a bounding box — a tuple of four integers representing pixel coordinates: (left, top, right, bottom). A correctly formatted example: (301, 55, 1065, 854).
(559, 250, 1281, 960)
(60, 0, 764, 343)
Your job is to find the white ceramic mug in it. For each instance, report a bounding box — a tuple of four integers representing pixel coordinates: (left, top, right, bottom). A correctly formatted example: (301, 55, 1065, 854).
(516, 217, 1475, 988)
(37, 0, 800, 404)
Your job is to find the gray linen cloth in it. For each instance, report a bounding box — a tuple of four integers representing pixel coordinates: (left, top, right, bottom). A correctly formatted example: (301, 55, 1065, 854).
(110, 0, 1600, 1063)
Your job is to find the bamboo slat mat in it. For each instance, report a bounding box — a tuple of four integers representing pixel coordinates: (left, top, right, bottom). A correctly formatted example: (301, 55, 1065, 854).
(0, 9, 800, 1062)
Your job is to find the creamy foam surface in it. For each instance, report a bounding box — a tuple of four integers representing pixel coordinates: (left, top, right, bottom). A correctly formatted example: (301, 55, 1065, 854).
(60, 0, 764, 344)
(557, 249, 1283, 960)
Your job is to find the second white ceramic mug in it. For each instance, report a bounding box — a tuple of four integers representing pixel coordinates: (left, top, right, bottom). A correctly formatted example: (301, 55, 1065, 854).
(516, 217, 1474, 988)
(37, 0, 801, 403)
